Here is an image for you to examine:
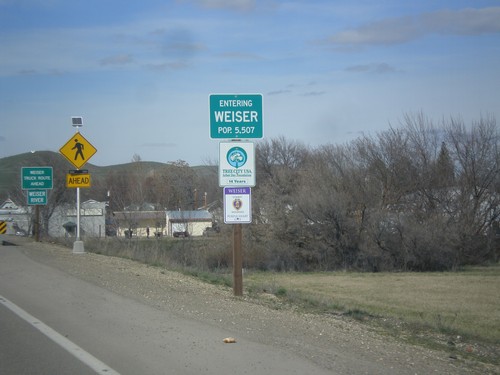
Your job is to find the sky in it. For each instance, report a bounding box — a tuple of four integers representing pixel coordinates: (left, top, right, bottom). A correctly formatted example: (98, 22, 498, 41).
(1, 0, 499, 167)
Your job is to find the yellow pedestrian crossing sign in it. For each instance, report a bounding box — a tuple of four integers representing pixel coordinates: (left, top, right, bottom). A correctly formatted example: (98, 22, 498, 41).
(59, 132, 97, 169)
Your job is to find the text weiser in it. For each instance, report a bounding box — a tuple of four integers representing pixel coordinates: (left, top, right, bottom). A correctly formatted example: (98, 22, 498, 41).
(215, 99, 258, 136)
(225, 187, 250, 195)
(27, 190, 47, 205)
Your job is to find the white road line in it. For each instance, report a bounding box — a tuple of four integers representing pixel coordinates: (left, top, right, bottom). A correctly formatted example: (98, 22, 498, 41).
(0, 295, 121, 375)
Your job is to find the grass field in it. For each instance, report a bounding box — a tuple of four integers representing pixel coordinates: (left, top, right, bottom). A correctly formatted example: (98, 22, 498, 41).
(244, 265, 500, 347)
(82, 237, 499, 365)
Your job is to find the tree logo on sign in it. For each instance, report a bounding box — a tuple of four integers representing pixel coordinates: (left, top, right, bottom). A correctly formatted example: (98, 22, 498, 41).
(226, 147, 247, 168)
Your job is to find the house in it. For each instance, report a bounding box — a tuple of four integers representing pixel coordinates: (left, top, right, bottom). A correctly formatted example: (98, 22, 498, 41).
(0, 198, 31, 235)
(112, 207, 216, 238)
(113, 210, 166, 238)
(166, 210, 213, 237)
(48, 199, 107, 238)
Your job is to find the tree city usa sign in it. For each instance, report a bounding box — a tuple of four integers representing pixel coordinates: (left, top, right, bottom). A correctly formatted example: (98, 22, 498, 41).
(209, 94, 263, 139)
(219, 142, 255, 187)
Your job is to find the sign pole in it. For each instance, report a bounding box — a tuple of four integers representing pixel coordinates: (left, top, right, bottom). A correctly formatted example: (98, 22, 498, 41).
(76, 186, 80, 240)
(62, 117, 90, 254)
(35, 205, 40, 242)
(233, 223, 243, 296)
(211, 93, 263, 297)
(72, 171, 85, 253)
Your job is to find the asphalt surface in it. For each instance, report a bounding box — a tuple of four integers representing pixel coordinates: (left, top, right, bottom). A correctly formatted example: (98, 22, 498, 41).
(2, 235, 490, 375)
(0, 237, 335, 375)
(0, 303, 98, 375)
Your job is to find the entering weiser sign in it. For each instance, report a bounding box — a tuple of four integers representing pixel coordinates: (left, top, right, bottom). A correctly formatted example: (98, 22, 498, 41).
(209, 94, 263, 139)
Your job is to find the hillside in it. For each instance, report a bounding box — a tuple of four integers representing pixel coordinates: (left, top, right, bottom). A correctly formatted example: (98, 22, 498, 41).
(0, 151, 216, 202)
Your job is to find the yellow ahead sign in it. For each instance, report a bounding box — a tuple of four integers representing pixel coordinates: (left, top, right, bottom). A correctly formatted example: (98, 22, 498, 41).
(60, 132, 97, 169)
(66, 173, 91, 188)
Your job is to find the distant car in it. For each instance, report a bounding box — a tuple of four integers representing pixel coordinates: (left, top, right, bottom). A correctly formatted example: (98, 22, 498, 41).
(173, 231, 189, 238)
(15, 230, 27, 236)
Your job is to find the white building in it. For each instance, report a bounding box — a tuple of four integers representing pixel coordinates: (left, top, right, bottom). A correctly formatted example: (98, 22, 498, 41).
(48, 199, 107, 238)
(166, 210, 213, 237)
(113, 210, 166, 238)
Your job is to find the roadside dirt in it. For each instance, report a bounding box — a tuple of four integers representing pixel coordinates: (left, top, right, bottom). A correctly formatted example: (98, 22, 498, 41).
(10, 237, 499, 375)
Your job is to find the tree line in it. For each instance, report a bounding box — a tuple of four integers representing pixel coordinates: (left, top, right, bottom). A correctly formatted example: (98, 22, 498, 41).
(248, 113, 499, 271)
(7, 113, 499, 272)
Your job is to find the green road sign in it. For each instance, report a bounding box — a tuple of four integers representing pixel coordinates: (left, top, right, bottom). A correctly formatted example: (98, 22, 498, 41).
(209, 94, 263, 139)
(21, 167, 53, 190)
(27, 189, 47, 205)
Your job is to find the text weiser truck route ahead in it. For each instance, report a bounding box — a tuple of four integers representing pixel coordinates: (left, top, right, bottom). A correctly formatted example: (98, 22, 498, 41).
(209, 94, 263, 139)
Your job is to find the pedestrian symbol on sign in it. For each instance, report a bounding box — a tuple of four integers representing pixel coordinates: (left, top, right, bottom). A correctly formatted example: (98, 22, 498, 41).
(72, 139, 85, 161)
(60, 132, 97, 169)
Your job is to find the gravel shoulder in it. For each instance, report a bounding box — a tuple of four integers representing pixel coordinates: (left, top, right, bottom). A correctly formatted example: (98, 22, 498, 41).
(7, 237, 498, 375)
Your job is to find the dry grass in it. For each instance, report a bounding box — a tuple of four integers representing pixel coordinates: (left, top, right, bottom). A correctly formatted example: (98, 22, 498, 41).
(245, 265, 500, 344)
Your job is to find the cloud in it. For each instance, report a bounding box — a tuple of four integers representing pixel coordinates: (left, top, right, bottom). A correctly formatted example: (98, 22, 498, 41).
(181, 0, 256, 12)
(16, 69, 38, 75)
(267, 89, 292, 96)
(141, 142, 177, 148)
(0, 19, 208, 76)
(144, 61, 190, 71)
(99, 54, 134, 66)
(345, 63, 398, 74)
(302, 91, 326, 97)
(327, 7, 500, 47)
(218, 51, 263, 60)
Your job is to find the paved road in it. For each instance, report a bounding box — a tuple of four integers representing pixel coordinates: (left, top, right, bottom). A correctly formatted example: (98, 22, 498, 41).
(0, 303, 98, 375)
(0, 239, 334, 375)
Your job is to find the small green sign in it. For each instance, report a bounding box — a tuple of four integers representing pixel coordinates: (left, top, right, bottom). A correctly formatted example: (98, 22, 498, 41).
(21, 167, 53, 190)
(27, 189, 47, 205)
(210, 94, 263, 139)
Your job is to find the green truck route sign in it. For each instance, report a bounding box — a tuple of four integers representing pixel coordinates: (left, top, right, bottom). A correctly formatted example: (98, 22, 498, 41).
(209, 94, 263, 139)
(21, 167, 53, 190)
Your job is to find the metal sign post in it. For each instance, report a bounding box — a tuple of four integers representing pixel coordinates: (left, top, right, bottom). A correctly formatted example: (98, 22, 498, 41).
(233, 223, 243, 296)
(21, 167, 52, 241)
(223, 187, 252, 296)
(59, 116, 97, 254)
(211, 93, 263, 296)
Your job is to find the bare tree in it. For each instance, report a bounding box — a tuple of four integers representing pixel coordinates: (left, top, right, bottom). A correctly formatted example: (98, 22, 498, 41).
(445, 116, 500, 264)
(251, 137, 309, 269)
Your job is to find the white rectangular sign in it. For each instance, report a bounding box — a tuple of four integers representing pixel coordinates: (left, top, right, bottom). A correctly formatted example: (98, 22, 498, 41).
(224, 187, 252, 224)
(219, 142, 255, 187)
